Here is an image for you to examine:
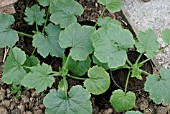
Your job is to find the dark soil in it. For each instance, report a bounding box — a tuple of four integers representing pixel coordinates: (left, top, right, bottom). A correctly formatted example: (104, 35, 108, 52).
(0, 0, 170, 114)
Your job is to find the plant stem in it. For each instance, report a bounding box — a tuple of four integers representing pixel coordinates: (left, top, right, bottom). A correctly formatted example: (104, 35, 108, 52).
(126, 58, 132, 66)
(17, 31, 33, 38)
(42, 7, 50, 33)
(64, 54, 71, 69)
(94, 7, 106, 28)
(140, 70, 151, 76)
(31, 48, 36, 56)
(139, 58, 151, 65)
(67, 75, 87, 80)
(135, 53, 143, 64)
(36, 23, 39, 32)
(63, 75, 68, 98)
(159, 44, 169, 52)
(124, 70, 131, 93)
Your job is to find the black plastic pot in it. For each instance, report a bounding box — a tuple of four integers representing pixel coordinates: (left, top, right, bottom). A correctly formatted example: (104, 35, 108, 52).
(110, 51, 154, 91)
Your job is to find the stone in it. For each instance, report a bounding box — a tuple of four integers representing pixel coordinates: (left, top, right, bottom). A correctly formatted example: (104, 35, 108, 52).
(0, 106, 8, 114)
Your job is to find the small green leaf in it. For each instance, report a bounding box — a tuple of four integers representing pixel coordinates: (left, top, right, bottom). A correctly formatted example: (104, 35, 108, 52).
(33, 23, 64, 58)
(162, 29, 170, 45)
(58, 79, 68, 92)
(136, 29, 160, 58)
(144, 68, 170, 104)
(50, 0, 83, 28)
(21, 63, 55, 92)
(110, 89, 136, 112)
(59, 23, 95, 61)
(97, 17, 121, 28)
(92, 24, 135, 68)
(98, 0, 122, 13)
(92, 55, 109, 70)
(38, 0, 50, 6)
(126, 111, 143, 114)
(131, 65, 142, 80)
(24, 5, 45, 25)
(84, 66, 110, 95)
(23, 55, 40, 67)
(2, 47, 26, 85)
(43, 85, 92, 114)
(68, 56, 91, 76)
(0, 14, 19, 48)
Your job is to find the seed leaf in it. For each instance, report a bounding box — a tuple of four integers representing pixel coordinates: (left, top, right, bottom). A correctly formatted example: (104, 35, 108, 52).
(2, 47, 26, 85)
(37, 0, 50, 7)
(162, 29, 170, 45)
(84, 66, 110, 95)
(144, 68, 170, 104)
(136, 29, 160, 58)
(59, 23, 95, 61)
(110, 89, 136, 112)
(24, 5, 45, 25)
(21, 63, 55, 92)
(68, 56, 91, 76)
(50, 0, 83, 28)
(97, 17, 121, 28)
(33, 23, 64, 58)
(126, 111, 143, 114)
(0, 14, 19, 48)
(98, 0, 122, 13)
(43, 85, 92, 114)
(92, 24, 135, 68)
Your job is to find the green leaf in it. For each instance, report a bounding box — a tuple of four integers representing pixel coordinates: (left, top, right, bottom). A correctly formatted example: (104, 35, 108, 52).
(43, 85, 92, 114)
(110, 89, 136, 112)
(24, 5, 45, 25)
(136, 29, 160, 58)
(84, 66, 110, 95)
(59, 23, 95, 61)
(23, 55, 40, 67)
(2, 47, 26, 85)
(98, 0, 122, 13)
(131, 65, 142, 80)
(162, 29, 170, 45)
(0, 14, 19, 48)
(144, 68, 170, 104)
(21, 63, 55, 92)
(92, 24, 135, 68)
(97, 17, 121, 28)
(50, 0, 83, 28)
(33, 23, 64, 58)
(92, 55, 109, 70)
(38, 0, 50, 6)
(58, 79, 68, 92)
(126, 111, 143, 114)
(68, 56, 91, 76)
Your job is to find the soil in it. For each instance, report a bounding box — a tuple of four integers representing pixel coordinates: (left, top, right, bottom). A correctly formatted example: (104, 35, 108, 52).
(0, 0, 170, 114)
(110, 51, 153, 91)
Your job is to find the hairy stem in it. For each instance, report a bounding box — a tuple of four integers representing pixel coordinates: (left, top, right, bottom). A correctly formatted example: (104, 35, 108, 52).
(135, 53, 143, 64)
(140, 69, 151, 76)
(67, 74, 87, 80)
(17, 31, 33, 38)
(125, 70, 131, 93)
(126, 58, 132, 66)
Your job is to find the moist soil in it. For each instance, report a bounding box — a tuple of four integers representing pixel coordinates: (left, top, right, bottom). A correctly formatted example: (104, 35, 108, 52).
(0, 0, 170, 114)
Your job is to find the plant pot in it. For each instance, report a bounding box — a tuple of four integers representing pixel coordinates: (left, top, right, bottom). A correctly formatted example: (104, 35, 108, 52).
(110, 51, 154, 91)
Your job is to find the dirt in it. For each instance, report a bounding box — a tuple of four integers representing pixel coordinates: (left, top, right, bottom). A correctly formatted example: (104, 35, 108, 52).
(0, 0, 170, 114)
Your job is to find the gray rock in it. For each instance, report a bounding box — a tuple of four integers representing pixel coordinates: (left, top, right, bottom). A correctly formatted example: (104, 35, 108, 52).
(0, 106, 8, 114)
(2, 100, 11, 107)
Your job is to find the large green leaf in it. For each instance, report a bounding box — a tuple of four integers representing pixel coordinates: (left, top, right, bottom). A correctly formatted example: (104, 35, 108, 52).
(50, 0, 83, 28)
(33, 23, 64, 58)
(0, 14, 19, 48)
(162, 29, 170, 45)
(92, 24, 135, 68)
(84, 66, 110, 95)
(144, 68, 170, 104)
(136, 29, 160, 58)
(126, 111, 143, 114)
(2, 47, 26, 85)
(59, 23, 95, 61)
(92, 55, 109, 70)
(98, 0, 122, 13)
(21, 63, 55, 92)
(97, 17, 121, 28)
(110, 89, 136, 112)
(68, 56, 91, 76)
(24, 5, 45, 25)
(37, 0, 50, 6)
(43, 85, 92, 114)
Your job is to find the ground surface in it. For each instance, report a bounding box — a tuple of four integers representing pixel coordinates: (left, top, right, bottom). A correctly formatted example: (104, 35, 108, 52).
(0, 0, 170, 114)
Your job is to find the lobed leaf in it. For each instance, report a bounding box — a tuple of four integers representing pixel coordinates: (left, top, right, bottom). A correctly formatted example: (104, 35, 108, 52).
(110, 89, 136, 112)
(50, 0, 83, 28)
(97, 17, 121, 28)
(98, 0, 122, 13)
(24, 5, 45, 25)
(37, 0, 50, 7)
(0, 14, 19, 48)
(92, 24, 135, 68)
(68, 56, 91, 76)
(162, 29, 170, 45)
(59, 23, 95, 61)
(21, 63, 55, 92)
(84, 66, 110, 95)
(43, 85, 92, 114)
(33, 23, 64, 58)
(2, 47, 26, 85)
(144, 68, 170, 104)
(136, 29, 160, 58)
